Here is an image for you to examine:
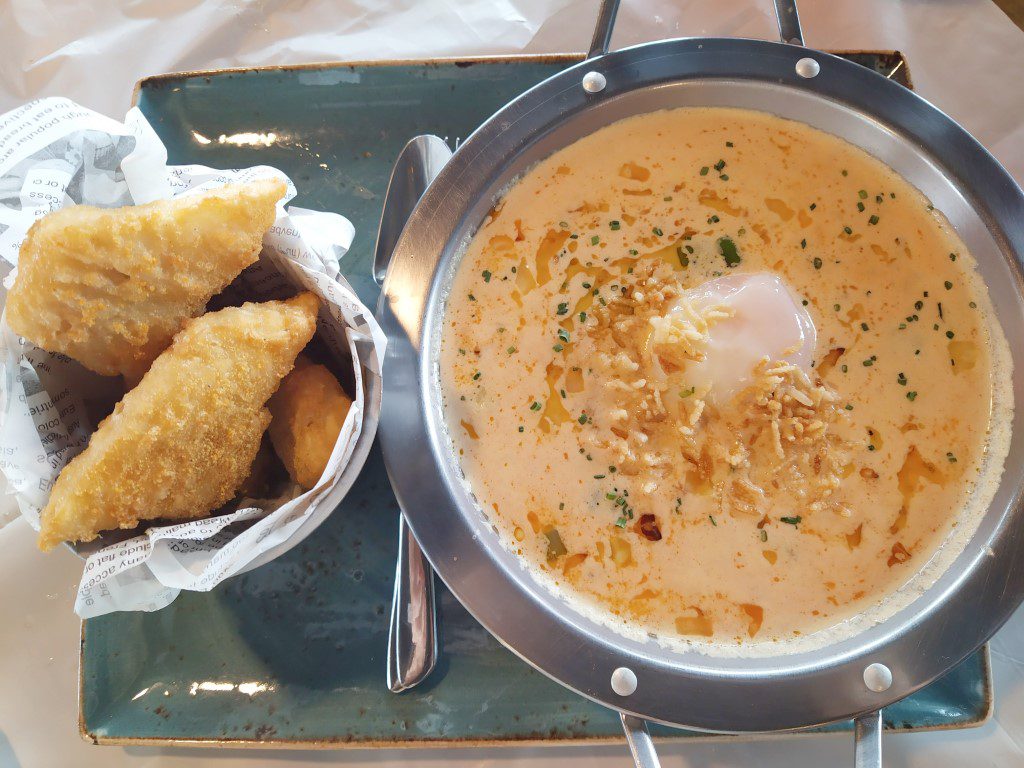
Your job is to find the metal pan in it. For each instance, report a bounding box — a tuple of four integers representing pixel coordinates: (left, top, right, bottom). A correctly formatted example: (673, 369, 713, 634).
(377, 0, 1024, 763)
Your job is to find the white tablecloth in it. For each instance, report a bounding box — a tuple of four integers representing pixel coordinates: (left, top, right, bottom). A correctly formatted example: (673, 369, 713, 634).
(2, 1, 1024, 766)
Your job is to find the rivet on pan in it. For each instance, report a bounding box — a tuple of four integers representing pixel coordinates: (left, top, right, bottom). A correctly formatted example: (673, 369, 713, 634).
(795, 57, 821, 79)
(863, 663, 893, 692)
(582, 71, 607, 94)
(610, 666, 638, 696)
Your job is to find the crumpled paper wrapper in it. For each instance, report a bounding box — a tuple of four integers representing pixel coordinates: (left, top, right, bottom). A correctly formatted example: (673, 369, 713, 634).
(0, 97, 386, 618)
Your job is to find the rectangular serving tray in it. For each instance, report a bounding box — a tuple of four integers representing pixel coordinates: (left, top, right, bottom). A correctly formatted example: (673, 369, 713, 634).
(81, 51, 995, 748)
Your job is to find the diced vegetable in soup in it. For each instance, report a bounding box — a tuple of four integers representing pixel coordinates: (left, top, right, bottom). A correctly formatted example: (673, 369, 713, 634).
(442, 107, 1012, 648)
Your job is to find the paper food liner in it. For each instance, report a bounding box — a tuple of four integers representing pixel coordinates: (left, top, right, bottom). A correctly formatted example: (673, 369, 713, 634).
(0, 98, 387, 618)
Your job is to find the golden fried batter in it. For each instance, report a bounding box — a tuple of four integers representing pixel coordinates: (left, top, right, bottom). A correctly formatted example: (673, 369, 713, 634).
(7, 179, 286, 380)
(268, 357, 352, 490)
(37, 293, 319, 551)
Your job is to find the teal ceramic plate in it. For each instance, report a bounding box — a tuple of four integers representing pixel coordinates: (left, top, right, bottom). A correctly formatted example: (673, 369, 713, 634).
(81, 52, 993, 748)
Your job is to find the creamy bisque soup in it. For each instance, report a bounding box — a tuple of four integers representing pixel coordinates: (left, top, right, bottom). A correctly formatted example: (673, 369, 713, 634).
(441, 107, 1012, 648)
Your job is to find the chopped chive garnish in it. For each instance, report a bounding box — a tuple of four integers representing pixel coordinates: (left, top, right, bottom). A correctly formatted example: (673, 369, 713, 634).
(868, 215, 879, 225)
(591, 235, 600, 245)
(843, 226, 853, 235)
(907, 391, 918, 401)
(700, 166, 709, 176)
(530, 401, 542, 411)
(858, 190, 868, 199)
(609, 220, 621, 230)
(653, 226, 663, 237)
(813, 257, 822, 270)
(781, 515, 802, 525)
(556, 302, 568, 315)
(482, 269, 492, 282)
(944, 280, 953, 290)
(719, 236, 741, 268)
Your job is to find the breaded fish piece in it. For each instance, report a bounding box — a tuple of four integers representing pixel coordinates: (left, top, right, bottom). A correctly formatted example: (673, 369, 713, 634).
(268, 357, 353, 490)
(37, 292, 319, 551)
(7, 178, 286, 380)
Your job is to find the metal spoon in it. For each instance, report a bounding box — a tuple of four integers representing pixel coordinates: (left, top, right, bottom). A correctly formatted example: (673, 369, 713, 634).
(373, 134, 452, 692)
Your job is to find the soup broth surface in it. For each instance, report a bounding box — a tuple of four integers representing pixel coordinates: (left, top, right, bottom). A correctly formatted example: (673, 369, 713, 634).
(441, 107, 1011, 647)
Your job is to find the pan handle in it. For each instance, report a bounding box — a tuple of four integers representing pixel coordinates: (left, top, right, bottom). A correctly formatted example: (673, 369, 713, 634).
(587, 0, 806, 59)
(619, 710, 883, 767)
(854, 710, 883, 768)
(773, 0, 805, 45)
(587, 0, 621, 58)
(620, 713, 662, 768)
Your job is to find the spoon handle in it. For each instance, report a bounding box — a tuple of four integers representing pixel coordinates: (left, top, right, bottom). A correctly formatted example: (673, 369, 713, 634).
(373, 134, 451, 692)
(387, 516, 438, 691)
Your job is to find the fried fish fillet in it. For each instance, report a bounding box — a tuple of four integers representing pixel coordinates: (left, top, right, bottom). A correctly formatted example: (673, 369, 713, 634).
(37, 292, 319, 551)
(7, 178, 286, 380)
(268, 356, 353, 490)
